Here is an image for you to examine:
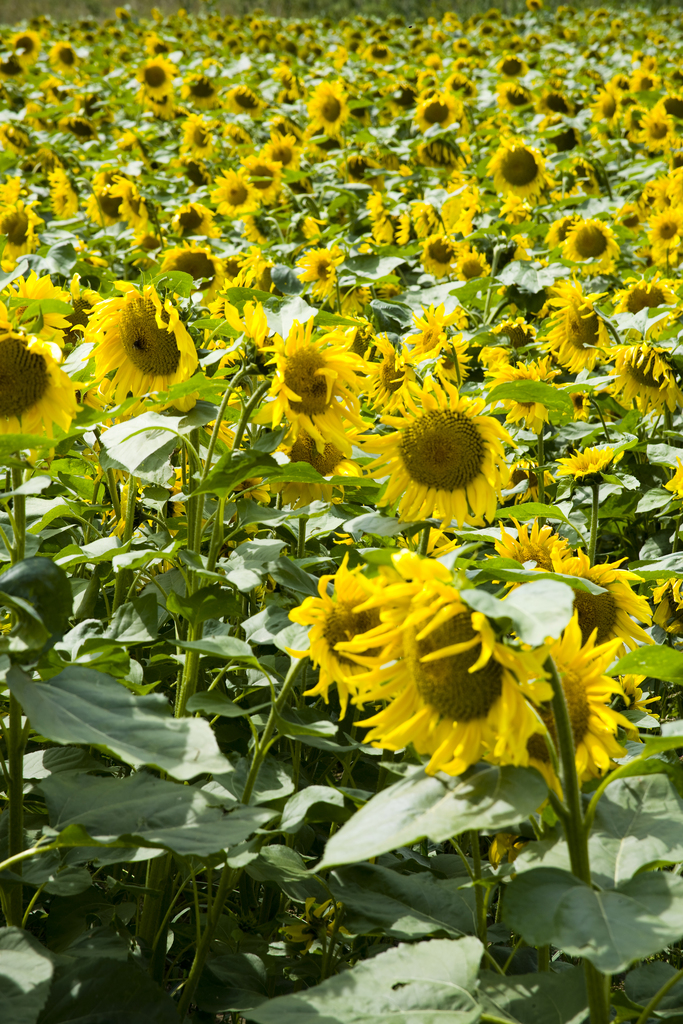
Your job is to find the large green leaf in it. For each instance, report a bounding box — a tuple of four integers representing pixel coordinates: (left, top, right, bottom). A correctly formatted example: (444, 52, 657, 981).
(461, 580, 575, 646)
(246, 937, 483, 1024)
(0, 928, 54, 1024)
(503, 867, 683, 973)
(0, 557, 72, 637)
(196, 953, 268, 1014)
(38, 958, 177, 1024)
(7, 665, 231, 781)
(611, 645, 683, 682)
(478, 969, 588, 1024)
(319, 765, 547, 869)
(624, 962, 683, 1019)
(328, 863, 477, 939)
(487, 380, 574, 424)
(39, 772, 270, 858)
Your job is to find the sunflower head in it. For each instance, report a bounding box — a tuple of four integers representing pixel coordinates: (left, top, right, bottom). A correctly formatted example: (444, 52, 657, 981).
(307, 80, 349, 137)
(562, 218, 620, 273)
(0, 330, 77, 437)
(556, 445, 617, 484)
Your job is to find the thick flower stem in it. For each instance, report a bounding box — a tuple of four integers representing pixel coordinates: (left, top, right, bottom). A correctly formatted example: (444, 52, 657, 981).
(11, 468, 25, 564)
(588, 482, 599, 567)
(112, 475, 138, 613)
(138, 852, 171, 954)
(6, 695, 27, 926)
(469, 829, 487, 946)
(175, 628, 200, 718)
(536, 431, 545, 509)
(546, 655, 610, 1024)
(297, 516, 308, 559)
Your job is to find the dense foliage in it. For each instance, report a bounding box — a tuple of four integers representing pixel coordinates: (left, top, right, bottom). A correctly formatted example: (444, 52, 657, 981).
(3, 4, 683, 1023)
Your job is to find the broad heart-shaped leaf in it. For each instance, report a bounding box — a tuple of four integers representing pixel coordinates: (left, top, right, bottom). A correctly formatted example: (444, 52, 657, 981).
(7, 665, 231, 781)
(280, 785, 349, 833)
(478, 969, 588, 1024)
(625, 961, 683, 1017)
(196, 953, 268, 1014)
(104, 593, 158, 643)
(502, 866, 683, 973)
(318, 764, 547, 869)
(328, 863, 477, 939)
(172, 634, 261, 669)
(487, 380, 574, 425)
(38, 957, 178, 1024)
(611, 644, 683, 682)
(0, 927, 54, 1024)
(39, 772, 270, 858)
(461, 579, 574, 646)
(0, 557, 72, 637)
(247, 937, 483, 1024)
(516, 775, 683, 887)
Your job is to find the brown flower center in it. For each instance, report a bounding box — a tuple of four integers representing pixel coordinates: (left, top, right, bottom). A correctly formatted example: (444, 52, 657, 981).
(573, 588, 617, 645)
(284, 350, 329, 415)
(118, 297, 181, 376)
(500, 148, 539, 187)
(0, 337, 49, 419)
(144, 65, 167, 89)
(321, 95, 342, 122)
(323, 602, 379, 667)
(289, 432, 343, 474)
(573, 225, 608, 259)
(399, 408, 485, 492)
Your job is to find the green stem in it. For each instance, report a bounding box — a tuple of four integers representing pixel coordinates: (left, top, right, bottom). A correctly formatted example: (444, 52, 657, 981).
(112, 476, 138, 613)
(6, 695, 27, 926)
(231, 380, 271, 455)
(206, 496, 226, 572)
(469, 830, 487, 946)
(588, 482, 599, 567)
(418, 524, 431, 556)
(483, 246, 502, 321)
(536, 431, 545, 511)
(634, 962, 683, 1024)
(105, 468, 122, 522)
(297, 516, 307, 559)
(241, 657, 307, 806)
(537, 945, 549, 971)
(11, 468, 25, 564)
(138, 853, 171, 951)
(175, 631, 201, 718)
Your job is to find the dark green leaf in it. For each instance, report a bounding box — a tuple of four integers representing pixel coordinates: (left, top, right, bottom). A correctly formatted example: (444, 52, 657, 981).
(461, 580, 574, 646)
(478, 969, 588, 1024)
(38, 958, 178, 1024)
(0, 927, 54, 1024)
(611, 645, 683, 682)
(487, 381, 573, 425)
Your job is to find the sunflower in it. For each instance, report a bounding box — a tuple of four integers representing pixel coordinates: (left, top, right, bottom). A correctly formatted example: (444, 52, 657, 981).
(296, 245, 344, 301)
(591, 88, 621, 125)
(414, 91, 462, 133)
(62, 275, 101, 347)
(648, 209, 683, 263)
(210, 169, 260, 218)
(421, 235, 457, 279)
(562, 218, 620, 273)
(178, 157, 211, 189)
(226, 85, 264, 117)
(554, 550, 653, 650)
(613, 275, 679, 336)
(262, 132, 300, 171)
(338, 552, 551, 776)
(170, 202, 219, 239)
(288, 556, 377, 714)
(0, 202, 43, 264)
(160, 245, 226, 302)
(181, 72, 220, 109)
(276, 431, 362, 510)
(363, 375, 511, 528)
(640, 106, 676, 152)
(492, 317, 536, 348)
(85, 284, 198, 411)
(455, 246, 491, 281)
(497, 54, 528, 77)
(619, 674, 660, 717)
(0, 331, 77, 437)
(137, 56, 176, 100)
(488, 140, 547, 200)
(556, 445, 617, 483)
(143, 92, 176, 121)
(267, 319, 366, 455)
(494, 518, 571, 571)
(59, 115, 96, 143)
(545, 214, 579, 249)
(109, 178, 148, 231)
(544, 280, 611, 373)
(609, 343, 683, 413)
(224, 121, 253, 149)
(505, 460, 557, 504)
(653, 579, 683, 634)
(406, 303, 467, 359)
(307, 80, 349, 138)
(84, 173, 123, 227)
(486, 356, 561, 435)
(12, 30, 41, 68)
(365, 334, 416, 411)
(497, 82, 533, 110)
(5, 271, 71, 342)
(664, 458, 683, 501)
(47, 169, 78, 220)
(281, 898, 347, 952)
(0, 55, 24, 81)
(181, 113, 215, 158)
(49, 41, 78, 74)
(240, 155, 282, 205)
(526, 614, 630, 789)
(0, 124, 30, 156)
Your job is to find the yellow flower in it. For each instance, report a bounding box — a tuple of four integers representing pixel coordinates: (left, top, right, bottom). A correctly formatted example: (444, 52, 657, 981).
(181, 113, 216, 158)
(110, 178, 148, 231)
(210, 169, 261, 218)
(497, 82, 533, 110)
(406, 303, 467, 359)
(261, 132, 301, 171)
(527, 615, 630, 789)
(281, 898, 347, 951)
(488, 140, 548, 201)
(363, 375, 511, 528)
(455, 246, 491, 281)
(653, 579, 683, 635)
(620, 674, 660, 717)
(49, 41, 78, 74)
(339, 552, 551, 776)
(288, 556, 378, 713)
(365, 334, 416, 411)
(562, 218, 620, 273)
(546, 214, 580, 249)
(609, 343, 683, 414)
(421, 235, 458, 279)
(648, 209, 683, 263)
(170, 202, 219, 239)
(307, 80, 349, 138)
(640, 106, 676, 152)
(296, 245, 344, 301)
(556, 445, 617, 482)
(85, 284, 198, 411)
(414, 91, 462, 133)
(63, 275, 101, 347)
(137, 56, 176, 100)
(486, 356, 561, 434)
(0, 331, 77, 437)
(495, 518, 571, 572)
(12, 30, 41, 68)
(613, 275, 679, 337)
(276, 431, 361, 510)
(267, 319, 365, 455)
(0, 202, 43, 264)
(226, 85, 264, 117)
(5, 271, 70, 343)
(181, 72, 220, 109)
(0, 124, 30, 155)
(240, 155, 282, 205)
(48, 168, 79, 220)
(160, 245, 226, 302)
(591, 88, 621, 125)
(492, 317, 536, 349)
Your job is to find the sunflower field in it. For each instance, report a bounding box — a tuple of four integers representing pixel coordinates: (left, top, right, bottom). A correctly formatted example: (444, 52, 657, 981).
(8, 3, 683, 1023)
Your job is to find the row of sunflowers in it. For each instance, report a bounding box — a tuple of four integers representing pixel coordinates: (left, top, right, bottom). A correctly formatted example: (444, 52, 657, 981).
(1, 4, 683, 1024)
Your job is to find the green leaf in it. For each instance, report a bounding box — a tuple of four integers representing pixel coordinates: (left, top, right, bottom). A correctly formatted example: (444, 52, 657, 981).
(0, 557, 72, 637)
(487, 381, 574, 425)
(39, 772, 270, 859)
(503, 866, 683, 973)
(318, 765, 547, 869)
(265, 295, 317, 336)
(267, 556, 320, 597)
(186, 692, 266, 718)
(194, 450, 278, 498)
(166, 585, 239, 628)
(7, 665, 231, 781)
(196, 953, 268, 1014)
(172, 634, 260, 668)
(0, 927, 53, 1024)
(270, 264, 303, 295)
(247, 937, 483, 1024)
(478, 968, 588, 1024)
(625, 962, 683, 1017)
(38, 957, 178, 1024)
(611, 645, 683, 682)
(280, 785, 349, 833)
(245, 845, 325, 902)
(328, 863, 477, 939)
(342, 254, 405, 281)
(105, 594, 158, 644)
(461, 579, 575, 646)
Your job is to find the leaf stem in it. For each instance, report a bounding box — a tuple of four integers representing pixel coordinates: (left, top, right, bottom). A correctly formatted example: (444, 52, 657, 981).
(5, 695, 27, 925)
(112, 475, 138, 613)
(634, 962, 683, 1024)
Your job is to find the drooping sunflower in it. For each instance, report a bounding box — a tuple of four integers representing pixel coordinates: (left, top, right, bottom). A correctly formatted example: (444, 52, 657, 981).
(526, 614, 630, 789)
(486, 356, 561, 435)
(488, 140, 547, 201)
(494, 518, 571, 572)
(613, 274, 678, 316)
(338, 552, 551, 776)
(653, 578, 683, 635)
(210, 169, 261, 218)
(648, 209, 683, 263)
(365, 334, 416, 412)
(109, 178, 148, 232)
(619, 674, 660, 717)
(0, 124, 30, 155)
(609, 343, 683, 414)
(267, 319, 366, 455)
(226, 85, 264, 117)
(62, 275, 101, 348)
(590, 88, 621, 125)
(276, 431, 362, 510)
(49, 41, 78, 74)
(181, 72, 221, 110)
(181, 113, 215, 158)
(543, 281, 611, 373)
(12, 30, 41, 68)
(85, 284, 198, 411)
(664, 458, 683, 501)
(414, 91, 462, 133)
(307, 80, 349, 138)
(170, 202, 219, 239)
(137, 56, 176, 100)
(0, 331, 78, 437)
(47, 168, 78, 220)
(556, 445, 617, 483)
(405, 303, 467, 359)
(5, 271, 70, 343)
(288, 556, 378, 714)
(554, 550, 653, 650)
(562, 218, 620, 273)
(363, 375, 511, 527)
(160, 245, 226, 302)
(240, 155, 282, 205)
(0, 202, 43, 264)
(421, 235, 457, 279)
(296, 245, 344, 301)
(545, 214, 579, 250)
(491, 317, 536, 349)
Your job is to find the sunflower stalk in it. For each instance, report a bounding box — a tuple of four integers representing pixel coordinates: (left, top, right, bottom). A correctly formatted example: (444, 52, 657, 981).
(536, 431, 545, 511)
(469, 829, 487, 947)
(112, 475, 138, 613)
(10, 466, 26, 564)
(588, 482, 600, 567)
(3, 695, 28, 926)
